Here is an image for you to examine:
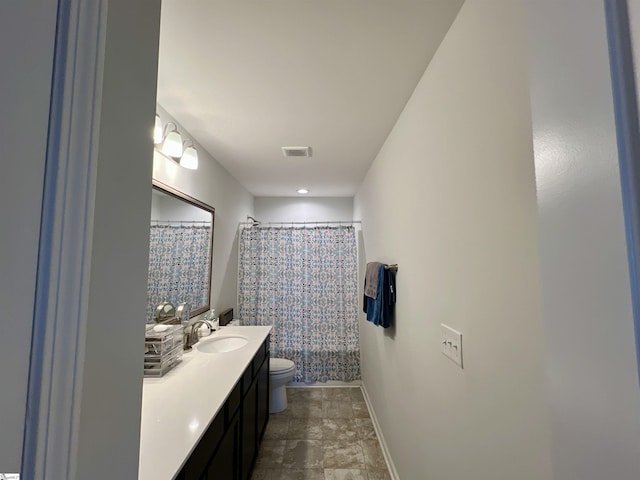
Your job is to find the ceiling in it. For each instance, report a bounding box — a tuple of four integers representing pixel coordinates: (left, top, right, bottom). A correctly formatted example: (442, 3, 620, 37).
(157, 1, 464, 197)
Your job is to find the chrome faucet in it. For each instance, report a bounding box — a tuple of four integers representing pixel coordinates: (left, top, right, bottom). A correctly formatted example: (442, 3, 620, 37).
(183, 318, 215, 350)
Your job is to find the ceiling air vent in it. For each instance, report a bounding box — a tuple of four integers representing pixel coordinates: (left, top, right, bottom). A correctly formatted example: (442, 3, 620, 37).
(281, 146, 312, 158)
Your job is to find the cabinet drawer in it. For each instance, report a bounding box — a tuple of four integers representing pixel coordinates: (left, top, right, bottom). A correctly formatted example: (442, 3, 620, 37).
(242, 364, 253, 396)
(252, 341, 266, 375)
(256, 356, 270, 443)
(226, 380, 242, 426)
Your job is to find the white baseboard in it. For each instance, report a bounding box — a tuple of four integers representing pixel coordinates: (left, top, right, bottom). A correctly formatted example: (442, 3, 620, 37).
(361, 384, 400, 480)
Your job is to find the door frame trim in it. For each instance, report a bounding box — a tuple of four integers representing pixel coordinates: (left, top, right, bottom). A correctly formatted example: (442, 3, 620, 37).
(21, 1, 108, 478)
(605, 0, 640, 380)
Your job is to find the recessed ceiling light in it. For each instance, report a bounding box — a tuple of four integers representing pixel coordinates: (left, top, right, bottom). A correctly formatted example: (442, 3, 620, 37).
(297, 188, 310, 194)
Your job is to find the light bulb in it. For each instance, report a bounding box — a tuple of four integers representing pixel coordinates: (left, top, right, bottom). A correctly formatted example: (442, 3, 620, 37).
(153, 115, 163, 144)
(162, 130, 183, 157)
(180, 146, 199, 170)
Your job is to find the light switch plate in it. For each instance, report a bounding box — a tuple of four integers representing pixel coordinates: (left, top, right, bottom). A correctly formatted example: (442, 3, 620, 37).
(441, 323, 463, 368)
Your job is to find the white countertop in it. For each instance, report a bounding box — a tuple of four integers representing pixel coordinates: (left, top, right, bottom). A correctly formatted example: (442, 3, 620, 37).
(138, 325, 272, 480)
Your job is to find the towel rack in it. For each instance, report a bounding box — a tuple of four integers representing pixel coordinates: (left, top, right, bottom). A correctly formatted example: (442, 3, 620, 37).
(385, 264, 398, 272)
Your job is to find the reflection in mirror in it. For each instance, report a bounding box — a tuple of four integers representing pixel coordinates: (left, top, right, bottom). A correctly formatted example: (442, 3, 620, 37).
(146, 180, 214, 322)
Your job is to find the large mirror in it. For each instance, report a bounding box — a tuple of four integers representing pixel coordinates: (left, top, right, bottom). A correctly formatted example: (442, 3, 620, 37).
(146, 180, 214, 322)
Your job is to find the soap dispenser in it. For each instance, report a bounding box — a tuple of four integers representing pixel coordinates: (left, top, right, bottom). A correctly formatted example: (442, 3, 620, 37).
(204, 309, 219, 331)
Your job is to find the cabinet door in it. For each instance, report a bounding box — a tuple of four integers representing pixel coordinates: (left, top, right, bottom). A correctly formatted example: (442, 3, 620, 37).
(241, 377, 258, 480)
(256, 356, 270, 441)
(180, 409, 225, 480)
(207, 414, 240, 480)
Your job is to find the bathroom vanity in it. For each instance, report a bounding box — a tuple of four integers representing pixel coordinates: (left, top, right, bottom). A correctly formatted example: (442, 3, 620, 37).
(139, 326, 272, 480)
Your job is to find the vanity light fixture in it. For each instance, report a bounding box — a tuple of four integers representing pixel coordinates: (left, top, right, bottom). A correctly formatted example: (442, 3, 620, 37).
(297, 188, 310, 194)
(153, 114, 199, 170)
(180, 141, 199, 170)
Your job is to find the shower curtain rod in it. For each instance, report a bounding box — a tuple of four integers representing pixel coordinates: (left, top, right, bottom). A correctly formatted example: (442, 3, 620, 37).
(239, 221, 362, 226)
(151, 219, 210, 224)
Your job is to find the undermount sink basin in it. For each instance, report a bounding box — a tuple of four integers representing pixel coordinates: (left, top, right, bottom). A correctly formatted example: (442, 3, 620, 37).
(197, 335, 249, 353)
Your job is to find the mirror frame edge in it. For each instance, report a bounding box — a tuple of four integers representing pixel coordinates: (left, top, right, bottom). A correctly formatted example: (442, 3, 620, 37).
(151, 178, 215, 319)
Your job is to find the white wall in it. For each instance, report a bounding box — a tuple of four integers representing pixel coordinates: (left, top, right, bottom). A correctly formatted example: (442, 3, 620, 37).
(254, 197, 353, 223)
(74, 2, 162, 479)
(154, 105, 254, 314)
(353, 1, 552, 478)
(524, 1, 640, 478)
(0, 0, 57, 471)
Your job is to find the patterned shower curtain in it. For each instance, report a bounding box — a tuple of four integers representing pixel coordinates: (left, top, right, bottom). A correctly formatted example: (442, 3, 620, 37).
(238, 226, 360, 383)
(146, 224, 211, 321)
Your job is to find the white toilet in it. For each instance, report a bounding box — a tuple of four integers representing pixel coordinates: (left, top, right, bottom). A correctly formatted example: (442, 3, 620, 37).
(269, 358, 296, 413)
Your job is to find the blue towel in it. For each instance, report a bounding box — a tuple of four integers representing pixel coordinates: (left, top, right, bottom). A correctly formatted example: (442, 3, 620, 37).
(363, 264, 396, 328)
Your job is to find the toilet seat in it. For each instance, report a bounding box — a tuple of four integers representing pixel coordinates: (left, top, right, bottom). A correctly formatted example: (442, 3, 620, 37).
(270, 358, 295, 375)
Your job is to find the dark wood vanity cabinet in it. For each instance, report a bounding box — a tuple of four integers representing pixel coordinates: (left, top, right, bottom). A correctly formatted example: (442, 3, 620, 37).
(177, 335, 270, 480)
(241, 336, 270, 480)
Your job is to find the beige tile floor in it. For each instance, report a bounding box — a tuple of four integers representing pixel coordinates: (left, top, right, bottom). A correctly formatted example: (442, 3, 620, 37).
(251, 387, 391, 480)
